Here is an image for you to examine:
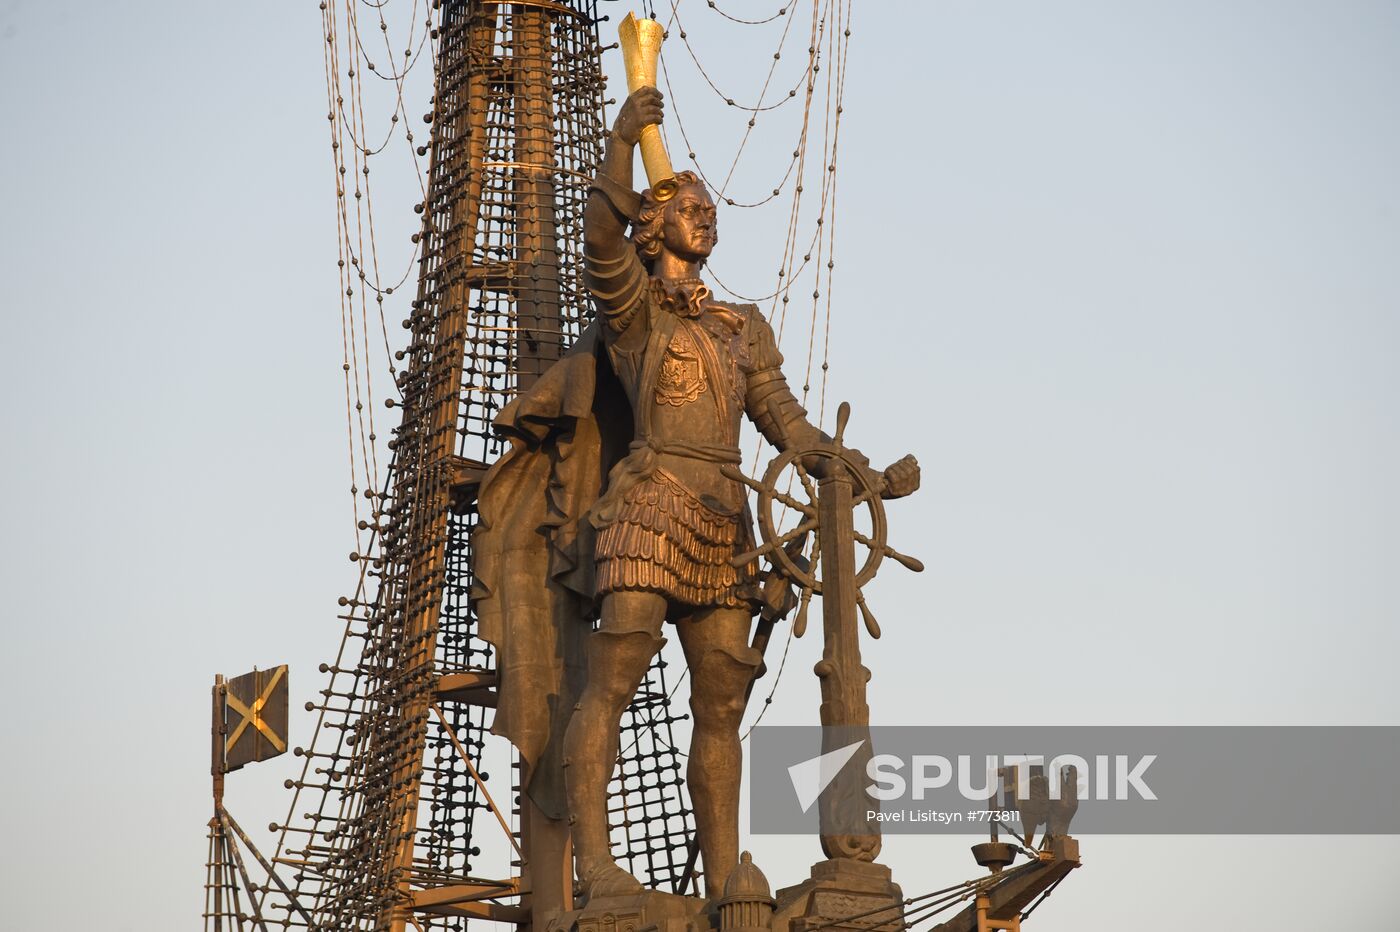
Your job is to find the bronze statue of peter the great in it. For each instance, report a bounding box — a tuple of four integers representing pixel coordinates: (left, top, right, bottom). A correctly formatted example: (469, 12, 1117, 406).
(475, 87, 919, 903)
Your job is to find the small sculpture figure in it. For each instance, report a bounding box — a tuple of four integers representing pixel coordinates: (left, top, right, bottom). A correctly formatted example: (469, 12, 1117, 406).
(474, 87, 919, 902)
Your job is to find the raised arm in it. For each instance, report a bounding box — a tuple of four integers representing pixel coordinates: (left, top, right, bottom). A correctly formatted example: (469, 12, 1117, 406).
(582, 88, 663, 332)
(584, 88, 662, 260)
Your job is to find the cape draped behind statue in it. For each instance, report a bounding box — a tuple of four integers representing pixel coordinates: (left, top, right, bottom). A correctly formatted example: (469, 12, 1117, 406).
(473, 320, 634, 819)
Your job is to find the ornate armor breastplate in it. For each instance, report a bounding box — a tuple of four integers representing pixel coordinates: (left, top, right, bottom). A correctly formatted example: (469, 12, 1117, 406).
(652, 308, 749, 409)
(655, 323, 707, 406)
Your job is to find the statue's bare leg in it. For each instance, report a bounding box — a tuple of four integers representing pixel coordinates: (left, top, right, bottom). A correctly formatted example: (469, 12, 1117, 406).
(564, 590, 667, 898)
(676, 606, 761, 899)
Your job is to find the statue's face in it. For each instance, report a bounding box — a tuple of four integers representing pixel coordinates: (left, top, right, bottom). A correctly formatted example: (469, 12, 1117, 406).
(660, 184, 718, 262)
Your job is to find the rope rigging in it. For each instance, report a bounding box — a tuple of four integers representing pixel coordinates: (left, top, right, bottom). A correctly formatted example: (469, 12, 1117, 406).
(264, 3, 884, 926)
(703, 1, 790, 27)
(319, 0, 440, 557)
(207, 6, 1084, 932)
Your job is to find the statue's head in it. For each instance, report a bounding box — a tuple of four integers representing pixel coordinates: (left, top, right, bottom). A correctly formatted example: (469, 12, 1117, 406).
(632, 172, 718, 267)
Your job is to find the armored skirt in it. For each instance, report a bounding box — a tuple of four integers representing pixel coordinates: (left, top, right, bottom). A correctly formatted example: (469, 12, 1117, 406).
(593, 467, 760, 609)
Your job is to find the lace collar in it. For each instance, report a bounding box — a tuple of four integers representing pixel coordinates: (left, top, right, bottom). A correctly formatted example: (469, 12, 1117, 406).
(651, 276, 712, 319)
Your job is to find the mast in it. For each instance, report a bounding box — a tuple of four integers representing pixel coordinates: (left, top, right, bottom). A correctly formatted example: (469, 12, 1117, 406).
(275, 2, 610, 929)
(374, 1, 492, 926)
(216, 1, 1090, 928)
(271, 0, 695, 924)
(510, 2, 565, 389)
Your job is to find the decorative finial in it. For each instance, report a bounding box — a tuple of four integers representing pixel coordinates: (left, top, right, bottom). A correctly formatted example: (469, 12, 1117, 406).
(719, 852, 775, 931)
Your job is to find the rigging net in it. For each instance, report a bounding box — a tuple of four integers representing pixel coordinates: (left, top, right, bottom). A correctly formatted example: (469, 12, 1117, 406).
(258, 0, 857, 927)
(266, 3, 673, 929)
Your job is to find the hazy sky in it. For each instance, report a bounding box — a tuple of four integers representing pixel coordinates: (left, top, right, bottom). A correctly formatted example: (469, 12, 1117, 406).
(1, 1, 1397, 929)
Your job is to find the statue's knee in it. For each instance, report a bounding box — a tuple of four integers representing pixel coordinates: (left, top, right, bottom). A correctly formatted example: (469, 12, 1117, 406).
(690, 644, 761, 728)
(598, 591, 667, 636)
(586, 628, 666, 708)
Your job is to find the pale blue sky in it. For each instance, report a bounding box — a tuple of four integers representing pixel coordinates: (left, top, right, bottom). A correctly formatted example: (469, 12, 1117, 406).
(1, 1, 1397, 929)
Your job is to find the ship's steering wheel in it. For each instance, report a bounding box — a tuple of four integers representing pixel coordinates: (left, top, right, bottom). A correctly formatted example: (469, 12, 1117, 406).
(723, 402, 923, 639)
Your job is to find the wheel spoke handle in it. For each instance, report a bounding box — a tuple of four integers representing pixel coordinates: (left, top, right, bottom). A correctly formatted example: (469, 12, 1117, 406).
(793, 587, 814, 638)
(730, 540, 774, 568)
(850, 528, 924, 574)
(885, 545, 925, 573)
(720, 464, 766, 493)
(833, 401, 851, 447)
(856, 592, 881, 639)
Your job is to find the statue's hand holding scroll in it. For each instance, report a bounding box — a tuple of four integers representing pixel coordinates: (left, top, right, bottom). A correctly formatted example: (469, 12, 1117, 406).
(614, 87, 664, 148)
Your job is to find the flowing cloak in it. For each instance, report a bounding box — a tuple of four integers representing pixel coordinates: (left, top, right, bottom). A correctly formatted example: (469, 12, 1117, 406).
(472, 317, 646, 819)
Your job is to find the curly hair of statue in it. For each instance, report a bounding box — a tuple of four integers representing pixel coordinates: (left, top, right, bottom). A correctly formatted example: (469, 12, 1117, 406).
(631, 170, 707, 261)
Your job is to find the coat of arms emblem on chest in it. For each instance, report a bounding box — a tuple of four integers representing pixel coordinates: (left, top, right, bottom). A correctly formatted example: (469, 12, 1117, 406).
(655, 322, 708, 406)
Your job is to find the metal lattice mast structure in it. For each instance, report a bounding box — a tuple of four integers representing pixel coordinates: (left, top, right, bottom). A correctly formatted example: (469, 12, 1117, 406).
(268, 3, 695, 931)
(205, 817, 248, 932)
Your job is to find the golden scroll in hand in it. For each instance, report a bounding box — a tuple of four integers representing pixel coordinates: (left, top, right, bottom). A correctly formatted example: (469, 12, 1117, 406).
(618, 12, 679, 202)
